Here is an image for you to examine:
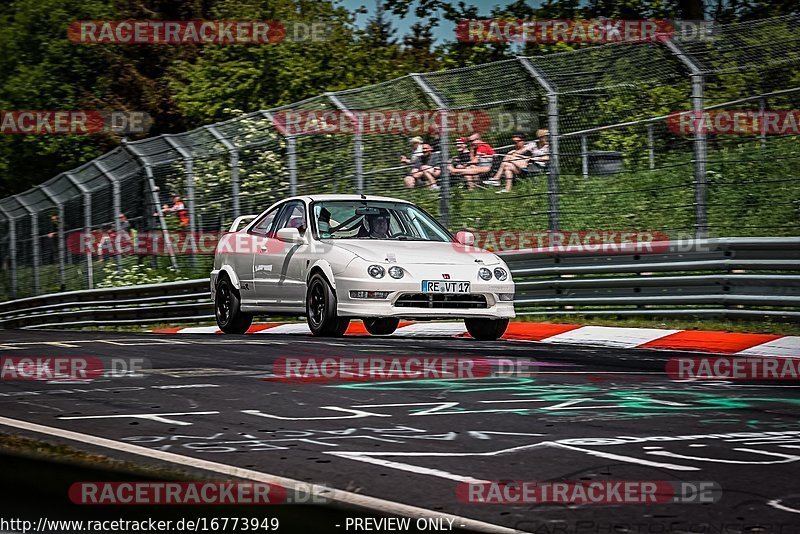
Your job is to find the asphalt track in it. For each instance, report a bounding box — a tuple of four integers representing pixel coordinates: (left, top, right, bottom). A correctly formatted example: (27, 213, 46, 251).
(1, 328, 799, 534)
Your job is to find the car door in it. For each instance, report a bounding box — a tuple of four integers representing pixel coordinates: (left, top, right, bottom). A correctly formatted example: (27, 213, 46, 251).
(255, 200, 308, 308)
(247, 204, 281, 305)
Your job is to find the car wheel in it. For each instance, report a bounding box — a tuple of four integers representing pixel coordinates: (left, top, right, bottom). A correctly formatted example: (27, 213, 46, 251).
(215, 277, 253, 334)
(464, 318, 509, 341)
(306, 273, 349, 337)
(363, 318, 400, 336)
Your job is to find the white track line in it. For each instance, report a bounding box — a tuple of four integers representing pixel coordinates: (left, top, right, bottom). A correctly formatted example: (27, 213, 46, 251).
(0, 416, 523, 534)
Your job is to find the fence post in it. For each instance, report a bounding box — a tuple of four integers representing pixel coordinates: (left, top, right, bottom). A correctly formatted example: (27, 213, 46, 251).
(164, 135, 197, 267)
(327, 92, 363, 195)
(94, 160, 123, 274)
(663, 40, 707, 239)
(647, 124, 655, 170)
(15, 195, 40, 295)
(206, 126, 240, 218)
(39, 184, 66, 290)
(581, 135, 588, 178)
(0, 205, 17, 298)
(286, 136, 298, 196)
(759, 98, 767, 149)
(64, 172, 94, 289)
(123, 141, 180, 271)
(518, 57, 560, 231)
(411, 73, 450, 227)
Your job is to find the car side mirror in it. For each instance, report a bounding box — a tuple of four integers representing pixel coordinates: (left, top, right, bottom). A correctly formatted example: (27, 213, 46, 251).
(456, 231, 475, 245)
(276, 227, 303, 243)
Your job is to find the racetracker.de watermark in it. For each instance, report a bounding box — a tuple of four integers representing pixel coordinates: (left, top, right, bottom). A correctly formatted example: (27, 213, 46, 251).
(268, 357, 539, 383)
(68, 21, 331, 44)
(0, 357, 149, 380)
(272, 110, 494, 135)
(667, 357, 800, 380)
(455, 19, 715, 43)
(69, 481, 331, 505)
(667, 110, 800, 135)
(67, 231, 311, 256)
(457, 480, 721, 504)
(453, 230, 672, 254)
(0, 111, 151, 135)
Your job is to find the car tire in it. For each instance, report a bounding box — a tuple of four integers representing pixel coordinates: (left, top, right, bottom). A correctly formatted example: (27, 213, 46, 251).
(464, 318, 509, 341)
(215, 277, 253, 334)
(306, 273, 350, 337)
(363, 318, 400, 336)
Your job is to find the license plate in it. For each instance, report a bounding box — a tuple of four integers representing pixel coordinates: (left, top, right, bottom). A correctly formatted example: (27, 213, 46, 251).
(421, 280, 471, 293)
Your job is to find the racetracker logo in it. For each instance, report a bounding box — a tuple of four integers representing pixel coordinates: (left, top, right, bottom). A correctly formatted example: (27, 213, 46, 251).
(272, 110, 492, 135)
(0, 357, 148, 380)
(0, 111, 151, 135)
(452, 230, 671, 254)
(667, 110, 800, 135)
(70, 482, 331, 505)
(667, 357, 800, 380)
(268, 357, 540, 383)
(66, 231, 296, 256)
(455, 20, 714, 43)
(457, 480, 720, 504)
(68, 21, 330, 44)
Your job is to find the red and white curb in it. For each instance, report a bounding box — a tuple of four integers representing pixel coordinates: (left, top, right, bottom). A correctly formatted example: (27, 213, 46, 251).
(153, 322, 800, 357)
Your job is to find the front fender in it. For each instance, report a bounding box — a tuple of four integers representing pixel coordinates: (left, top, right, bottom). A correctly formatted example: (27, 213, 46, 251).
(308, 259, 337, 290)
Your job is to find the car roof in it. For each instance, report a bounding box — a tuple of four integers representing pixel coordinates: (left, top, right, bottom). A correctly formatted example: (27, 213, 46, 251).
(286, 194, 414, 204)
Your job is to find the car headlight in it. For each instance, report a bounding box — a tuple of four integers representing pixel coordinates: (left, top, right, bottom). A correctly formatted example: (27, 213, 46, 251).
(494, 267, 508, 281)
(388, 266, 404, 279)
(368, 265, 385, 278)
(478, 267, 492, 280)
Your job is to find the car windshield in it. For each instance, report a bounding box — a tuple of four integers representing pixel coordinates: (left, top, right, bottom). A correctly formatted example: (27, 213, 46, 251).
(313, 200, 452, 242)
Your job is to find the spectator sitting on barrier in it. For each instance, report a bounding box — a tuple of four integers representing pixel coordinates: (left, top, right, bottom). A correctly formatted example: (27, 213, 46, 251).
(448, 133, 495, 190)
(529, 128, 550, 171)
(404, 144, 442, 190)
(493, 129, 550, 193)
(485, 132, 534, 191)
(447, 137, 471, 187)
(399, 136, 424, 166)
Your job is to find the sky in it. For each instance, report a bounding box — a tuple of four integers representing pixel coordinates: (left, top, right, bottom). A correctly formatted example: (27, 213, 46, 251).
(337, 0, 523, 44)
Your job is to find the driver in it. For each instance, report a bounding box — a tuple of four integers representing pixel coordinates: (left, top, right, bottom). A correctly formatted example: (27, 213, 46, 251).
(358, 211, 390, 239)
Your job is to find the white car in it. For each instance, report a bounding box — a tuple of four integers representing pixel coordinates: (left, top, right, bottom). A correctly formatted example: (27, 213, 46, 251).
(211, 194, 514, 340)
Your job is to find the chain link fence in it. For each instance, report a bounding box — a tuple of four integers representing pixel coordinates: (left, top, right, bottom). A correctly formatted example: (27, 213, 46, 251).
(1, 15, 799, 300)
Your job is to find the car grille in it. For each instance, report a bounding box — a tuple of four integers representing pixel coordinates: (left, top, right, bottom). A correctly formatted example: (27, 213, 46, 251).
(394, 293, 488, 309)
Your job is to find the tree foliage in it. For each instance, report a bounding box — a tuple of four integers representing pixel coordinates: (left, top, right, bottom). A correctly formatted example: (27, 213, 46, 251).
(0, 0, 796, 197)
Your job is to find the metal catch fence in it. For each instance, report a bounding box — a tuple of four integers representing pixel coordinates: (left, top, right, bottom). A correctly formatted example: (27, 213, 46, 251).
(1, 15, 799, 300)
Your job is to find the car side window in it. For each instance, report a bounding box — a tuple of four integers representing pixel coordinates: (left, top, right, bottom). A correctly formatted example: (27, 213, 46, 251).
(274, 202, 307, 234)
(249, 207, 280, 236)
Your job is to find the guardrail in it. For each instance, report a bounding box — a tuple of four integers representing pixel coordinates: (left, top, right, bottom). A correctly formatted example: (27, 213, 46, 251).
(502, 237, 800, 320)
(0, 279, 213, 329)
(0, 238, 798, 329)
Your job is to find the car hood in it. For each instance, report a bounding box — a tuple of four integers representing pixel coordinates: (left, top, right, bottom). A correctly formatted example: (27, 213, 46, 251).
(331, 240, 499, 265)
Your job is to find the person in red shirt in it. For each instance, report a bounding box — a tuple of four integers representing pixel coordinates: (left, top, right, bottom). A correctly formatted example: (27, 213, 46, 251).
(448, 133, 496, 190)
(161, 195, 189, 228)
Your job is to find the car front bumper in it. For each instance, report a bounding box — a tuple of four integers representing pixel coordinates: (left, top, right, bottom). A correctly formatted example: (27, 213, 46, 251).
(334, 274, 515, 319)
